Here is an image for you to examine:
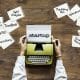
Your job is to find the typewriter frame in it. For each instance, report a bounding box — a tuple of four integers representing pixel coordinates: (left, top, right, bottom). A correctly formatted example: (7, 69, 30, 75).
(25, 42, 53, 65)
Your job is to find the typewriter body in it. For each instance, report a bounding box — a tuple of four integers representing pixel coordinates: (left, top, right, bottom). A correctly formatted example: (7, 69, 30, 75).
(25, 25, 53, 65)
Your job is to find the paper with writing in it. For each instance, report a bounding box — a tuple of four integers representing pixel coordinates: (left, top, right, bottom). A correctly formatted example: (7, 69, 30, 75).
(68, 4, 80, 21)
(27, 25, 51, 43)
(4, 20, 19, 33)
(0, 33, 14, 49)
(54, 3, 70, 18)
(7, 6, 24, 21)
(72, 35, 80, 47)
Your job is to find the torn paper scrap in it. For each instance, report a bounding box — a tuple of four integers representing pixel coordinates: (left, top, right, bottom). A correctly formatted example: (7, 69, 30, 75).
(27, 25, 51, 43)
(0, 33, 14, 49)
(4, 20, 19, 33)
(72, 35, 80, 47)
(7, 6, 24, 21)
(68, 4, 80, 22)
(54, 3, 70, 18)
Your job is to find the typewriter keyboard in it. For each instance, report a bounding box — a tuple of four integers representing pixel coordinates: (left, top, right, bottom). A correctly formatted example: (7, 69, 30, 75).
(27, 56, 51, 64)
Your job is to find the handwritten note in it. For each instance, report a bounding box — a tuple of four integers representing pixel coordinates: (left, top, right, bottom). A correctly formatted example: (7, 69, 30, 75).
(0, 18, 15, 49)
(0, 17, 7, 36)
(0, 26, 6, 47)
(54, 3, 70, 18)
(72, 36, 80, 47)
(0, 28, 14, 49)
(4, 20, 19, 33)
(0, 17, 6, 37)
(68, 4, 80, 21)
(0, 33, 14, 49)
(0, 6, 25, 49)
(7, 6, 24, 21)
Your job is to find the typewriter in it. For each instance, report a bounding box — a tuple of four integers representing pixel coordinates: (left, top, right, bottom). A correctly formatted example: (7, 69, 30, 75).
(25, 25, 53, 65)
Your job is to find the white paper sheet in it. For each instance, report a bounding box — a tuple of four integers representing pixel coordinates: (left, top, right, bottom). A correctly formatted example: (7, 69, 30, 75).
(0, 30, 6, 48)
(68, 4, 80, 21)
(72, 35, 80, 47)
(27, 25, 52, 43)
(4, 20, 19, 33)
(0, 17, 7, 40)
(0, 6, 25, 49)
(76, 19, 80, 26)
(54, 3, 70, 18)
(7, 6, 24, 21)
(0, 17, 5, 30)
(0, 17, 15, 49)
(0, 17, 3, 23)
(0, 33, 14, 49)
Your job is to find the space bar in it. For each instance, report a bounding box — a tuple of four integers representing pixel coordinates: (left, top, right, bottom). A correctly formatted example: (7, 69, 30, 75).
(32, 62, 46, 64)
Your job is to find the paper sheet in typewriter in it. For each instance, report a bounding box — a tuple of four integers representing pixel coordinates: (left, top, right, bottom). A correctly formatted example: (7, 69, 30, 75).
(26, 25, 52, 43)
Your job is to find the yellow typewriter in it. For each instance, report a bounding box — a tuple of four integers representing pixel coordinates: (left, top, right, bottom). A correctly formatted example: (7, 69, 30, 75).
(25, 25, 53, 65)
